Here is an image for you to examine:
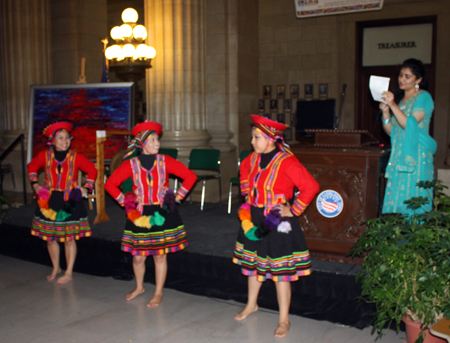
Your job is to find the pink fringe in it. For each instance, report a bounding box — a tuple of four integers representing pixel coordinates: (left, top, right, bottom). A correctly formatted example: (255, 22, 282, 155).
(240, 203, 251, 211)
(38, 188, 49, 200)
(124, 192, 137, 215)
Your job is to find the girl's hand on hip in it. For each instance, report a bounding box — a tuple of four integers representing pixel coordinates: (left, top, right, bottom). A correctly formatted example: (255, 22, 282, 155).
(33, 183, 42, 193)
(79, 186, 88, 197)
(276, 203, 294, 217)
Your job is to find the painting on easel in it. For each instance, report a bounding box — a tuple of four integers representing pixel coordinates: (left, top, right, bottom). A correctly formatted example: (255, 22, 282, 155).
(27, 83, 135, 162)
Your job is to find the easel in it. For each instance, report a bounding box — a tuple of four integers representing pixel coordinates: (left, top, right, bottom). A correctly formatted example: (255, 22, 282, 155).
(93, 130, 130, 224)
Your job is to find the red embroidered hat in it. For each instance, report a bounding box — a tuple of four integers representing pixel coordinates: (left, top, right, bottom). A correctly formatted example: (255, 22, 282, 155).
(250, 114, 287, 132)
(131, 121, 163, 137)
(43, 121, 73, 138)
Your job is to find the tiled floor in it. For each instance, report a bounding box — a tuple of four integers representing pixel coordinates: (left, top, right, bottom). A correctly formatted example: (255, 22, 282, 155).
(0, 255, 405, 343)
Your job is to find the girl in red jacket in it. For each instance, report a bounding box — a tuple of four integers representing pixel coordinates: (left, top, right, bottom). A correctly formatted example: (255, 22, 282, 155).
(105, 121, 197, 307)
(233, 115, 319, 337)
(28, 121, 97, 284)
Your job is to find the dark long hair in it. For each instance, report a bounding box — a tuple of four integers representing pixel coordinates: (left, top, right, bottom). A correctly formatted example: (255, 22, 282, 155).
(394, 58, 428, 103)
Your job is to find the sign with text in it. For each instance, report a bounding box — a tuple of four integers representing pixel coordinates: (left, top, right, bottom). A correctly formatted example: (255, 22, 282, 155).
(362, 23, 433, 66)
(295, 0, 383, 18)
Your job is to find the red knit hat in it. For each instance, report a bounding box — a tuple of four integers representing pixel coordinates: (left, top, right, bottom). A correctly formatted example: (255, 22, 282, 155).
(131, 121, 163, 137)
(43, 121, 73, 139)
(250, 114, 287, 132)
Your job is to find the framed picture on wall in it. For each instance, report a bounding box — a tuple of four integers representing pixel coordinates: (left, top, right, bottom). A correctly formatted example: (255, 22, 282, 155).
(276, 85, 286, 98)
(277, 113, 285, 123)
(304, 84, 313, 99)
(263, 85, 272, 98)
(283, 99, 292, 112)
(270, 99, 278, 112)
(27, 83, 135, 163)
(319, 83, 328, 98)
(290, 113, 297, 127)
(290, 84, 299, 98)
(258, 99, 265, 112)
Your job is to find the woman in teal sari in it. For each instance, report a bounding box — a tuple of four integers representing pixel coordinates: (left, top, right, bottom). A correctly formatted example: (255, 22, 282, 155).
(380, 58, 436, 215)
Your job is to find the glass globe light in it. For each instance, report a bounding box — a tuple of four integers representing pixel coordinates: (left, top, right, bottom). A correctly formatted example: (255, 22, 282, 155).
(117, 47, 125, 61)
(134, 44, 148, 59)
(110, 26, 122, 40)
(105, 45, 121, 59)
(122, 44, 136, 57)
(122, 8, 138, 23)
(146, 46, 156, 59)
(120, 24, 133, 38)
(133, 25, 147, 40)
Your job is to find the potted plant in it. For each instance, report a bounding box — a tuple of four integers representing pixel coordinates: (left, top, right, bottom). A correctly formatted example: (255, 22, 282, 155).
(350, 181, 450, 343)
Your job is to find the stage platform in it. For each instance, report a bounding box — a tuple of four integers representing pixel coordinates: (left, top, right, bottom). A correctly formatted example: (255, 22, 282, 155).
(0, 195, 374, 329)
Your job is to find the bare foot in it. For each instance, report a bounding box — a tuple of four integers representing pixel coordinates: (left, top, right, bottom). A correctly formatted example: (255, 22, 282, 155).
(274, 321, 290, 338)
(47, 268, 61, 281)
(125, 288, 145, 301)
(56, 273, 73, 284)
(235, 304, 259, 321)
(147, 293, 163, 307)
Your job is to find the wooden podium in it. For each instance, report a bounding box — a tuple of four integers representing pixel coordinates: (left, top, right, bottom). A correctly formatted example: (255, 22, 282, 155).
(292, 130, 389, 263)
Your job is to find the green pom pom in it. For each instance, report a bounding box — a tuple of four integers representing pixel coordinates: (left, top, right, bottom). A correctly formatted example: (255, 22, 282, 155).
(245, 227, 261, 241)
(150, 212, 166, 226)
(55, 210, 71, 222)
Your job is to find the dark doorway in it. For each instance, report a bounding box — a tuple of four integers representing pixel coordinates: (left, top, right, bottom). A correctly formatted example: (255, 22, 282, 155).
(355, 16, 436, 146)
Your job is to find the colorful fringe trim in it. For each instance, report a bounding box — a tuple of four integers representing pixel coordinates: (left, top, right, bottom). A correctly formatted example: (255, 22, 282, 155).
(37, 188, 81, 222)
(121, 224, 188, 256)
(233, 241, 311, 282)
(238, 203, 292, 241)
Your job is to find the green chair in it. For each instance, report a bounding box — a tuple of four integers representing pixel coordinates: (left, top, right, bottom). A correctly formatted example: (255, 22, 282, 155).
(159, 148, 178, 159)
(188, 149, 221, 211)
(159, 148, 179, 190)
(228, 150, 252, 214)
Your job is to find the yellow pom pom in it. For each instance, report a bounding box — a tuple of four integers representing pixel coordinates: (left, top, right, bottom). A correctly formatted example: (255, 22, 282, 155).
(41, 208, 57, 221)
(242, 220, 254, 233)
(134, 215, 151, 228)
(49, 210, 57, 221)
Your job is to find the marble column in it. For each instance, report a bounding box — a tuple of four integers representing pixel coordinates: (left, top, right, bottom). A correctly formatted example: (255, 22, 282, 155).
(0, 0, 52, 194)
(144, 0, 211, 157)
(0, 0, 52, 143)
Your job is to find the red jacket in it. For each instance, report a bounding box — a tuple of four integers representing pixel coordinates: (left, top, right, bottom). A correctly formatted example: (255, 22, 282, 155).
(105, 154, 197, 206)
(240, 151, 319, 216)
(28, 149, 97, 200)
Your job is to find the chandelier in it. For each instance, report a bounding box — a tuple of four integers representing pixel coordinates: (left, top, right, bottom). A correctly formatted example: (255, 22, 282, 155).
(104, 8, 156, 81)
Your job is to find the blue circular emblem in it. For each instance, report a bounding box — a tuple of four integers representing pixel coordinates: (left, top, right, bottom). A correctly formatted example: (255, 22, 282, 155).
(316, 190, 344, 218)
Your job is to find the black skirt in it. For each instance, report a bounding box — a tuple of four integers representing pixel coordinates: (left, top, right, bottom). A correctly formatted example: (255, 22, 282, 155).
(121, 204, 188, 256)
(31, 191, 91, 242)
(232, 206, 312, 282)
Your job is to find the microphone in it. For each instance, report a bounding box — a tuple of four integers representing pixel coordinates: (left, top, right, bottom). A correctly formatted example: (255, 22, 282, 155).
(389, 86, 402, 104)
(389, 86, 399, 94)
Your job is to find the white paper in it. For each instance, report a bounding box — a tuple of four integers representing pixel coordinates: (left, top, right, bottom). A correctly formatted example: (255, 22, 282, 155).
(369, 75, 390, 104)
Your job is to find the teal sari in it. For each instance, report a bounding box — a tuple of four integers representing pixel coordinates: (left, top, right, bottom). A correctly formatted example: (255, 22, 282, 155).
(382, 90, 436, 215)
